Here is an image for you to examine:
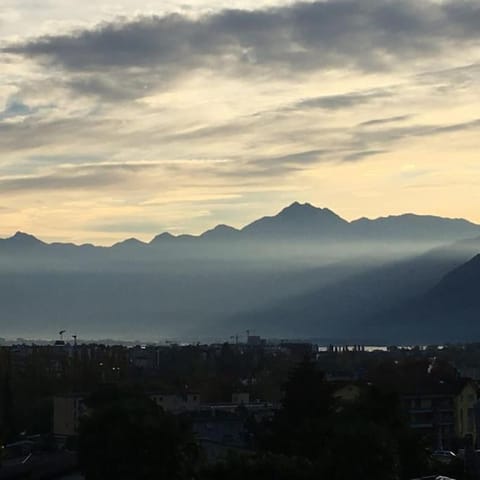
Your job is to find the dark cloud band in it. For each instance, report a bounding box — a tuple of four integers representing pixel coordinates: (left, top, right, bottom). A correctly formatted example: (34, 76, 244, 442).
(5, 0, 480, 80)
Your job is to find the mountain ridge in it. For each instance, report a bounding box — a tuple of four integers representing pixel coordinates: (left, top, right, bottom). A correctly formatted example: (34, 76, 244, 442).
(2, 202, 480, 248)
(217, 235, 480, 343)
(357, 250, 480, 344)
(1, 205, 480, 341)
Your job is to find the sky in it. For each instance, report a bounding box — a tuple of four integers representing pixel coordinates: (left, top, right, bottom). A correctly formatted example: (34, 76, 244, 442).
(1, 0, 480, 244)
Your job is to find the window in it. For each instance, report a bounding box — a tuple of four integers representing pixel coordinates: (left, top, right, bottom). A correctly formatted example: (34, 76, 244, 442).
(420, 398, 432, 409)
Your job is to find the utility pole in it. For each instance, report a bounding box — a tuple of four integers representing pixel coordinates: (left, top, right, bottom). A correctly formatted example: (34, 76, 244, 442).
(71, 335, 78, 392)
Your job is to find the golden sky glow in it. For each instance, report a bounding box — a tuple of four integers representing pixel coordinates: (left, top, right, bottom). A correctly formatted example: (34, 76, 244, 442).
(1, 0, 480, 244)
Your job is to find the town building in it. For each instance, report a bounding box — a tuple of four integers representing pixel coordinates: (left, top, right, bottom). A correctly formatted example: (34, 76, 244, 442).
(402, 379, 478, 449)
(53, 395, 87, 439)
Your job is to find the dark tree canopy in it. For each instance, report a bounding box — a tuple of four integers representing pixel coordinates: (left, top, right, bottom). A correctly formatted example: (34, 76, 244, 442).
(199, 452, 316, 480)
(78, 386, 198, 480)
(77, 362, 434, 480)
(257, 358, 430, 480)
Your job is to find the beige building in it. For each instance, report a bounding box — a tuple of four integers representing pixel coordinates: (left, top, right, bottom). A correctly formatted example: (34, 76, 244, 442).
(150, 393, 201, 413)
(402, 379, 478, 449)
(454, 380, 477, 442)
(53, 395, 87, 437)
(53, 392, 201, 437)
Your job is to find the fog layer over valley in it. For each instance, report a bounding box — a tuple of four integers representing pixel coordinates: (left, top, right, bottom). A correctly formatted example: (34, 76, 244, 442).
(1, 202, 479, 342)
(225, 234, 480, 344)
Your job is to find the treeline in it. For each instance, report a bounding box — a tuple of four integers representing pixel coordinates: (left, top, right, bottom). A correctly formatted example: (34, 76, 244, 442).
(77, 359, 465, 480)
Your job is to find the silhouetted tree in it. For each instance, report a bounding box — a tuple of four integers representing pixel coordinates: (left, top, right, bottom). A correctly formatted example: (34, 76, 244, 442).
(258, 358, 430, 480)
(78, 386, 199, 480)
(326, 387, 430, 480)
(199, 452, 316, 480)
(260, 357, 335, 460)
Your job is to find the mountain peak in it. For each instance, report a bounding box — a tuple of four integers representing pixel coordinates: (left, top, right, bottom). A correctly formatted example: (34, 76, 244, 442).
(6, 231, 44, 246)
(214, 224, 238, 232)
(150, 232, 176, 244)
(278, 202, 342, 220)
(280, 201, 316, 214)
(12, 230, 34, 238)
(113, 237, 146, 248)
(277, 202, 347, 223)
(242, 202, 348, 236)
(201, 224, 240, 239)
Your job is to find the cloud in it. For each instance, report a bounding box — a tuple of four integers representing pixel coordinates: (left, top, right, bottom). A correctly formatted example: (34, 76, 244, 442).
(0, 114, 123, 152)
(396, 166, 433, 181)
(154, 86, 398, 148)
(0, 163, 157, 194)
(27, 154, 104, 165)
(1, 1, 480, 243)
(342, 149, 388, 162)
(4, 0, 480, 101)
(0, 98, 34, 120)
(67, 75, 153, 101)
(358, 115, 411, 127)
(293, 89, 393, 111)
(433, 118, 480, 135)
(343, 117, 480, 158)
(233, 149, 331, 177)
(416, 62, 480, 85)
(0, 171, 118, 193)
(257, 149, 330, 166)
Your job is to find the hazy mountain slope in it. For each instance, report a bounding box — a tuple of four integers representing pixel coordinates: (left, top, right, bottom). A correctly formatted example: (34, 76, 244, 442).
(350, 214, 480, 243)
(222, 236, 480, 341)
(241, 202, 350, 239)
(1, 203, 480, 340)
(0, 259, 369, 340)
(3, 202, 480, 257)
(362, 252, 480, 344)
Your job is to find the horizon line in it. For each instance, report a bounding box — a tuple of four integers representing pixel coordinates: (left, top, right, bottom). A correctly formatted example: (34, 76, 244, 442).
(1, 200, 478, 247)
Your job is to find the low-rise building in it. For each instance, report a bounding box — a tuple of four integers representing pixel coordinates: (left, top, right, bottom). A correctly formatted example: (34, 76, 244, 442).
(402, 379, 478, 449)
(53, 391, 202, 438)
(150, 392, 201, 413)
(232, 392, 250, 405)
(53, 395, 87, 438)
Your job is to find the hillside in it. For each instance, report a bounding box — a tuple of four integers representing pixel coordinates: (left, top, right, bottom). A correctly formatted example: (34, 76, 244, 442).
(1, 202, 480, 340)
(360, 252, 480, 344)
(218, 236, 480, 343)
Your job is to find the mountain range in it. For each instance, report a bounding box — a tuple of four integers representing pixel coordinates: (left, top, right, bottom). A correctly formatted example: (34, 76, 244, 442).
(2, 202, 480, 250)
(224, 234, 480, 344)
(361, 252, 480, 344)
(1, 202, 479, 343)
